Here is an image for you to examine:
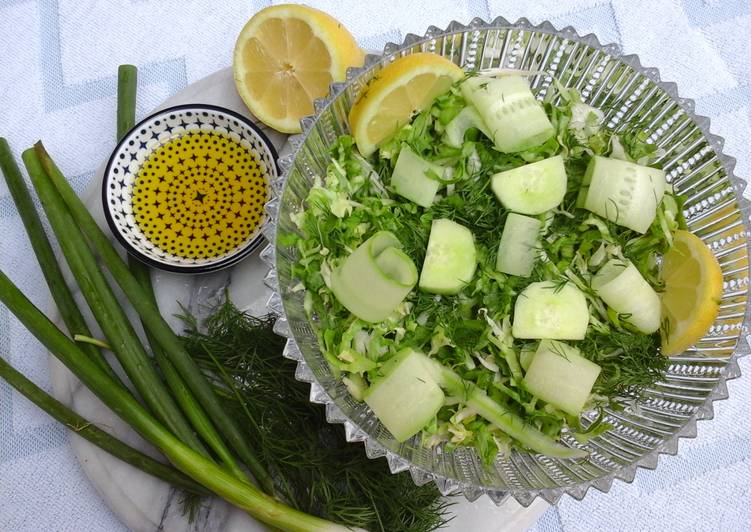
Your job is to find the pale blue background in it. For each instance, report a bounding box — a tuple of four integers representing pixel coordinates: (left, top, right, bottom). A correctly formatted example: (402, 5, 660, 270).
(1, 1, 750, 530)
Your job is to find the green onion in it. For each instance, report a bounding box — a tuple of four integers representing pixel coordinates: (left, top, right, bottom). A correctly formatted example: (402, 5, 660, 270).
(116, 65, 138, 141)
(22, 148, 209, 458)
(0, 138, 118, 382)
(0, 354, 207, 496)
(35, 141, 275, 496)
(116, 64, 248, 482)
(0, 269, 351, 532)
(132, 260, 249, 481)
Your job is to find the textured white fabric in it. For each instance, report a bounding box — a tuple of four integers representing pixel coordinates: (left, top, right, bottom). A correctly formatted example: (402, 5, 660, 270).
(1, 1, 750, 530)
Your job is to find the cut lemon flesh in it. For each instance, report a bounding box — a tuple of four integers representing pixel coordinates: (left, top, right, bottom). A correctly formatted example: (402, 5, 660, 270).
(348, 53, 464, 156)
(660, 230, 724, 355)
(233, 4, 364, 133)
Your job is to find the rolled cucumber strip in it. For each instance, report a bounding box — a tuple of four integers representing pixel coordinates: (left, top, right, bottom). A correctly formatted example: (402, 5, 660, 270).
(591, 259, 661, 333)
(523, 340, 602, 416)
(364, 348, 445, 442)
(443, 106, 492, 148)
(581, 155, 666, 234)
(419, 219, 477, 294)
(491, 155, 567, 215)
(331, 231, 418, 323)
(512, 281, 589, 340)
(390, 146, 449, 208)
(497, 213, 542, 277)
(461, 75, 555, 153)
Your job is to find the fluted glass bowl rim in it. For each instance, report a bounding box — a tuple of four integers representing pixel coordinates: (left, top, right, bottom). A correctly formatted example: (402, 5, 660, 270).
(260, 16, 751, 506)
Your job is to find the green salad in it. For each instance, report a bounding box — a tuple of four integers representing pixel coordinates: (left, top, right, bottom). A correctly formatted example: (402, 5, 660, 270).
(286, 73, 682, 463)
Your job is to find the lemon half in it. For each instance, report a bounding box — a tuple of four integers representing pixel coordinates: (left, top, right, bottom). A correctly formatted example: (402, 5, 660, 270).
(660, 230, 724, 355)
(233, 4, 364, 133)
(348, 53, 464, 156)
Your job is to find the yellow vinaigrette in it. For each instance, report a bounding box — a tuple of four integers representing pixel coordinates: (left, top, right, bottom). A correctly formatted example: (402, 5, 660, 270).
(131, 131, 269, 260)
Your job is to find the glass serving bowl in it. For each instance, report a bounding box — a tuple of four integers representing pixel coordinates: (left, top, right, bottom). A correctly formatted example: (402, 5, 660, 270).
(261, 18, 751, 506)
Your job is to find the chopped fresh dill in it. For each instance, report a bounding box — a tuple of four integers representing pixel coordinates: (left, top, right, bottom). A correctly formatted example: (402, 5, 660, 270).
(180, 300, 452, 532)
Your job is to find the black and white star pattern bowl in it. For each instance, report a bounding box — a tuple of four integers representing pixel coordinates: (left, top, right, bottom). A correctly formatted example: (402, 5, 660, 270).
(102, 104, 278, 274)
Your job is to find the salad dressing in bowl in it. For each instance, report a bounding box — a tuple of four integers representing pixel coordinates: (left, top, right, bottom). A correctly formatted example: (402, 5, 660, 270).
(103, 104, 277, 273)
(131, 131, 268, 261)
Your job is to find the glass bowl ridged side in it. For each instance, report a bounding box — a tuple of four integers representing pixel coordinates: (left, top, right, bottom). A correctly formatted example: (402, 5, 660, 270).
(260, 17, 751, 506)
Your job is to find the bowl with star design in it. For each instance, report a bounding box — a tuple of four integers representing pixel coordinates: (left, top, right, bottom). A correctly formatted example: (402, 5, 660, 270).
(102, 104, 277, 273)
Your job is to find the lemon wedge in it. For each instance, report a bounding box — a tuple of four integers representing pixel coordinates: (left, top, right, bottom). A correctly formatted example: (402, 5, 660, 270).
(233, 4, 364, 133)
(348, 53, 464, 156)
(660, 230, 724, 355)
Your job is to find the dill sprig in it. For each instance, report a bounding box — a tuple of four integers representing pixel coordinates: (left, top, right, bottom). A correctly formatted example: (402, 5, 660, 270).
(180, 301, 452, 532)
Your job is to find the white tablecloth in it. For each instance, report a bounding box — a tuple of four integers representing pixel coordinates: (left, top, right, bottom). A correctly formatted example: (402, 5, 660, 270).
(1, 1, 750, 530)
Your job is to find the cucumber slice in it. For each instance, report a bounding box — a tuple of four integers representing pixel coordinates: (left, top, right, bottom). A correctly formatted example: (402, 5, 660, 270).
(581, 155, 666, 234)
(591, 259, 661, 333)
(523, 340, 602, 416)
(419, 219, 477, 294)
(364, 348, 445, 442)
(390, 146, 449, 208)
(512, 281, 589, 340)
(491, 155, 567, 215)
(496, 213, 542, 277)
(443, 106, 492, 148)
(461, 75, 555, 153)
(331, 231, 418, 323)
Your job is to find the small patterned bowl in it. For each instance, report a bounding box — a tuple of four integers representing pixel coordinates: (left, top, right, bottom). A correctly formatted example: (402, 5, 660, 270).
(103, 104, 277, 273)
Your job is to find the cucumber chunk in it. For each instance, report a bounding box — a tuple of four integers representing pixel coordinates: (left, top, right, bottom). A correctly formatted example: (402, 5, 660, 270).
(581, 155, 666, 234)
(331, 231, 418, 323)
(496, 213, 542, 277)
(419, 219, 477, 294)
(390, 146, 449, 208)
(443, 106, 492, 148)
(523, 340, 602, 416)
(592, 259, 661, 333)
(364, 348, 445, 442)
(461, 75, 555, 153)
(491, 155, 567, 215)
(512, 281, 589, 340)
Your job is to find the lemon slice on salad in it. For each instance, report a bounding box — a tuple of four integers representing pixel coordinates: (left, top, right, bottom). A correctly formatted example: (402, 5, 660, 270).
(348, 53, 464, 156)
(233, 4, 364, 133)
(660, 230, 724, 355)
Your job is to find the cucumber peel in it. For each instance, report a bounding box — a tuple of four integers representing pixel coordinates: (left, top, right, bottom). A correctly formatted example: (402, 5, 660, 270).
(421, 354, 588, 459)
(331, 232, 418, 323)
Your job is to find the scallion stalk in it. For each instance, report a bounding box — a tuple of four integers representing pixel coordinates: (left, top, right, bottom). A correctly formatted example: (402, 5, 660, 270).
(0, 355, 207, 496)
(116, 65, 138, 141)
(131, 262, 250, 481)
(0, 269, 353, 532)
(22, 149, 209, 458)
(0, 138, 118, 382)
(116, 64, 249, 482)
(36, 141, 275, 496)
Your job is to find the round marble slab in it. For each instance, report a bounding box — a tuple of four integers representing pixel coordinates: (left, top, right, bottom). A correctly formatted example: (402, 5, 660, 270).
(49, 67, 548, 531)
